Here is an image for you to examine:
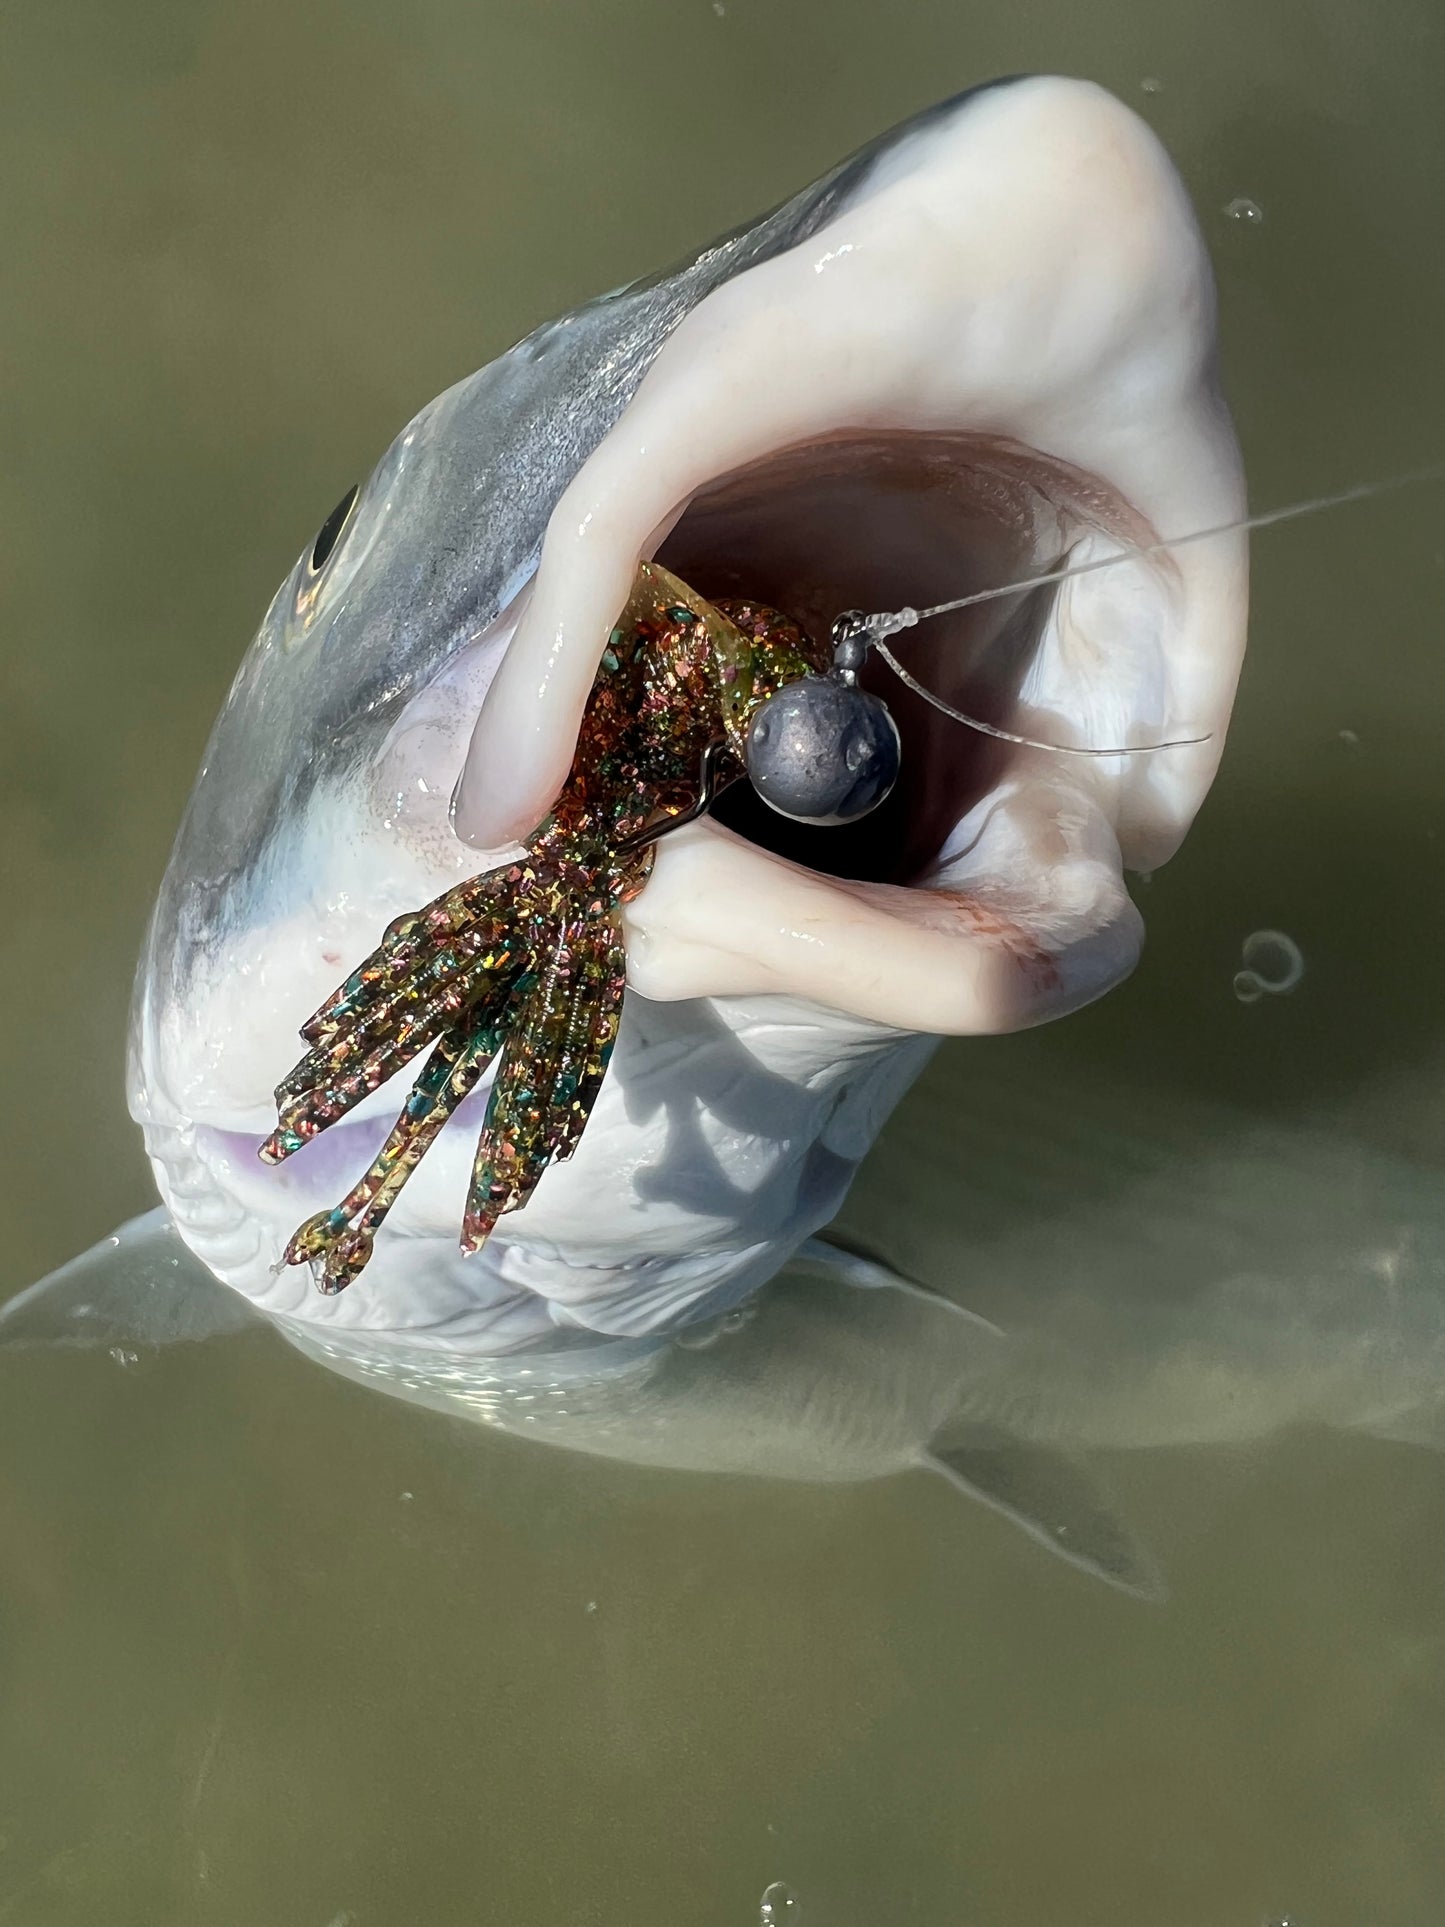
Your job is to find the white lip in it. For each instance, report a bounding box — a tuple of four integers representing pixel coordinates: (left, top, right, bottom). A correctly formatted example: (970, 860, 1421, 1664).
(621, 766, 1140, 1034)
(446, 77, 1247, 1034)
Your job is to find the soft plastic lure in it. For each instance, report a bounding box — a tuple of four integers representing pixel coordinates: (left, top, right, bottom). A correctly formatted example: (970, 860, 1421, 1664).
(261, 563, 828, 1293)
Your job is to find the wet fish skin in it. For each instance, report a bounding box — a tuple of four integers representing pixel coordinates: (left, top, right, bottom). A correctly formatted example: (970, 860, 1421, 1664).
(0, 1213, 1162, 1596)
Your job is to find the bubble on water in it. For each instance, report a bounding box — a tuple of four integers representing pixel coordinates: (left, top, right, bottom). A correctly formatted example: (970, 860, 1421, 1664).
(1337, 727, 1360, 748)
(1224, 196, 1265, 224)
(1243, 928, 1305, 990)
(398, 1491, 414, 1503)
(1140, 75, 1163, 93)
(1233, 928, 1304, 1003)
(760, 1882, 800, 1922)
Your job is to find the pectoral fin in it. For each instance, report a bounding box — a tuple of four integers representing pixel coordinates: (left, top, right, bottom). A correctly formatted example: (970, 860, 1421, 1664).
(793, 1235, 1003, 1336)
(923, 1427, 1166, 1601)
(0, 1210, 262, 1352)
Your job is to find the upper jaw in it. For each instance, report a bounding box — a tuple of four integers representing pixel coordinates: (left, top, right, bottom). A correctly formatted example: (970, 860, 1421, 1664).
(450, 75, 1246, 1033)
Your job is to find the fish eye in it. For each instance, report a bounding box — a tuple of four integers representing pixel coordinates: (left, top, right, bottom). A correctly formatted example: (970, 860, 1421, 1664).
(309, 483, 359, 574)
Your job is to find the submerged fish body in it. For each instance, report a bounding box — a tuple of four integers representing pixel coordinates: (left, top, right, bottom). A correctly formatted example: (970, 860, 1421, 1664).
(12, 1069, 1445, 1599)
(0, 1211, 1163, 1593)
(125, 75, 1247, 1356)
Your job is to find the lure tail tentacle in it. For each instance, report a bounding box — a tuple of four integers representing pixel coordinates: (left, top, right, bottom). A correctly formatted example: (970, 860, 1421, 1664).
(265, 852, 628, 1293)
(284, 1010, 508, 1294)
(261, 871, 526, 1163)
(461, 907, 627, 1250)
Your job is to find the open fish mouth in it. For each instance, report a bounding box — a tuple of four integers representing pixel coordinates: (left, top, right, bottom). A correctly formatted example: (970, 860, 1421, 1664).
(131, 74, 1245, 1323)
(455, 74, 1246, 1033)
(618, 433, 1190, 1033)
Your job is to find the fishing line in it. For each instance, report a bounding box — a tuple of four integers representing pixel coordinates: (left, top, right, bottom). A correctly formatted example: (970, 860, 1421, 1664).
(837, 463, 1445, 761)
(743, 460, 1445, 822)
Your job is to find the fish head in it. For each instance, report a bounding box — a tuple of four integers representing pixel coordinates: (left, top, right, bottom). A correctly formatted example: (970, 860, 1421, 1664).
(130, 74, 1246, 1347)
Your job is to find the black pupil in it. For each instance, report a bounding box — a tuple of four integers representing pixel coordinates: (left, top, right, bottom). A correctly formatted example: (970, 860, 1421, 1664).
(310, 484, 358, 572)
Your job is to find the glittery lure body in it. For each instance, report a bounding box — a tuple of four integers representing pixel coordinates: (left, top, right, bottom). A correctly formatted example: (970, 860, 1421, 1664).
(260, 563, 828, 1293)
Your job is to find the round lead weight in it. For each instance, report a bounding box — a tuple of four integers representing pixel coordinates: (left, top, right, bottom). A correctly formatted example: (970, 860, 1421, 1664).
(744, 675, 901, 825)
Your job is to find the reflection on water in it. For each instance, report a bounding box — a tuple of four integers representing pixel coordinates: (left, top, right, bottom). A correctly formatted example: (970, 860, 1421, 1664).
(3, 0, 1445, 1920)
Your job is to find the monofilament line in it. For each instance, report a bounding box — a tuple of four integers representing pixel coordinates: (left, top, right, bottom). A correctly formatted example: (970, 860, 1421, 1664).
(868, 636, 1212, 756)
(846, 461, 1445, 759)
(863, 464, 1445, 640)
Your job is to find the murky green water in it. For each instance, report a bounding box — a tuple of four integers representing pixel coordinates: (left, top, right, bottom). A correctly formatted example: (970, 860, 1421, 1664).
(4, 1, 1445, 1921)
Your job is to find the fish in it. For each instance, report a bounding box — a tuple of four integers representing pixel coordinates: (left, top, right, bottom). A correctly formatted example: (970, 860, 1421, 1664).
(8, 76, 1256, 1589)
(124, 74, 1246, 1347)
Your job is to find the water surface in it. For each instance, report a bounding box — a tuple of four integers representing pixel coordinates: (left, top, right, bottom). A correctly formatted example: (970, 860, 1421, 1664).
(3, 0, 1444, 1920)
